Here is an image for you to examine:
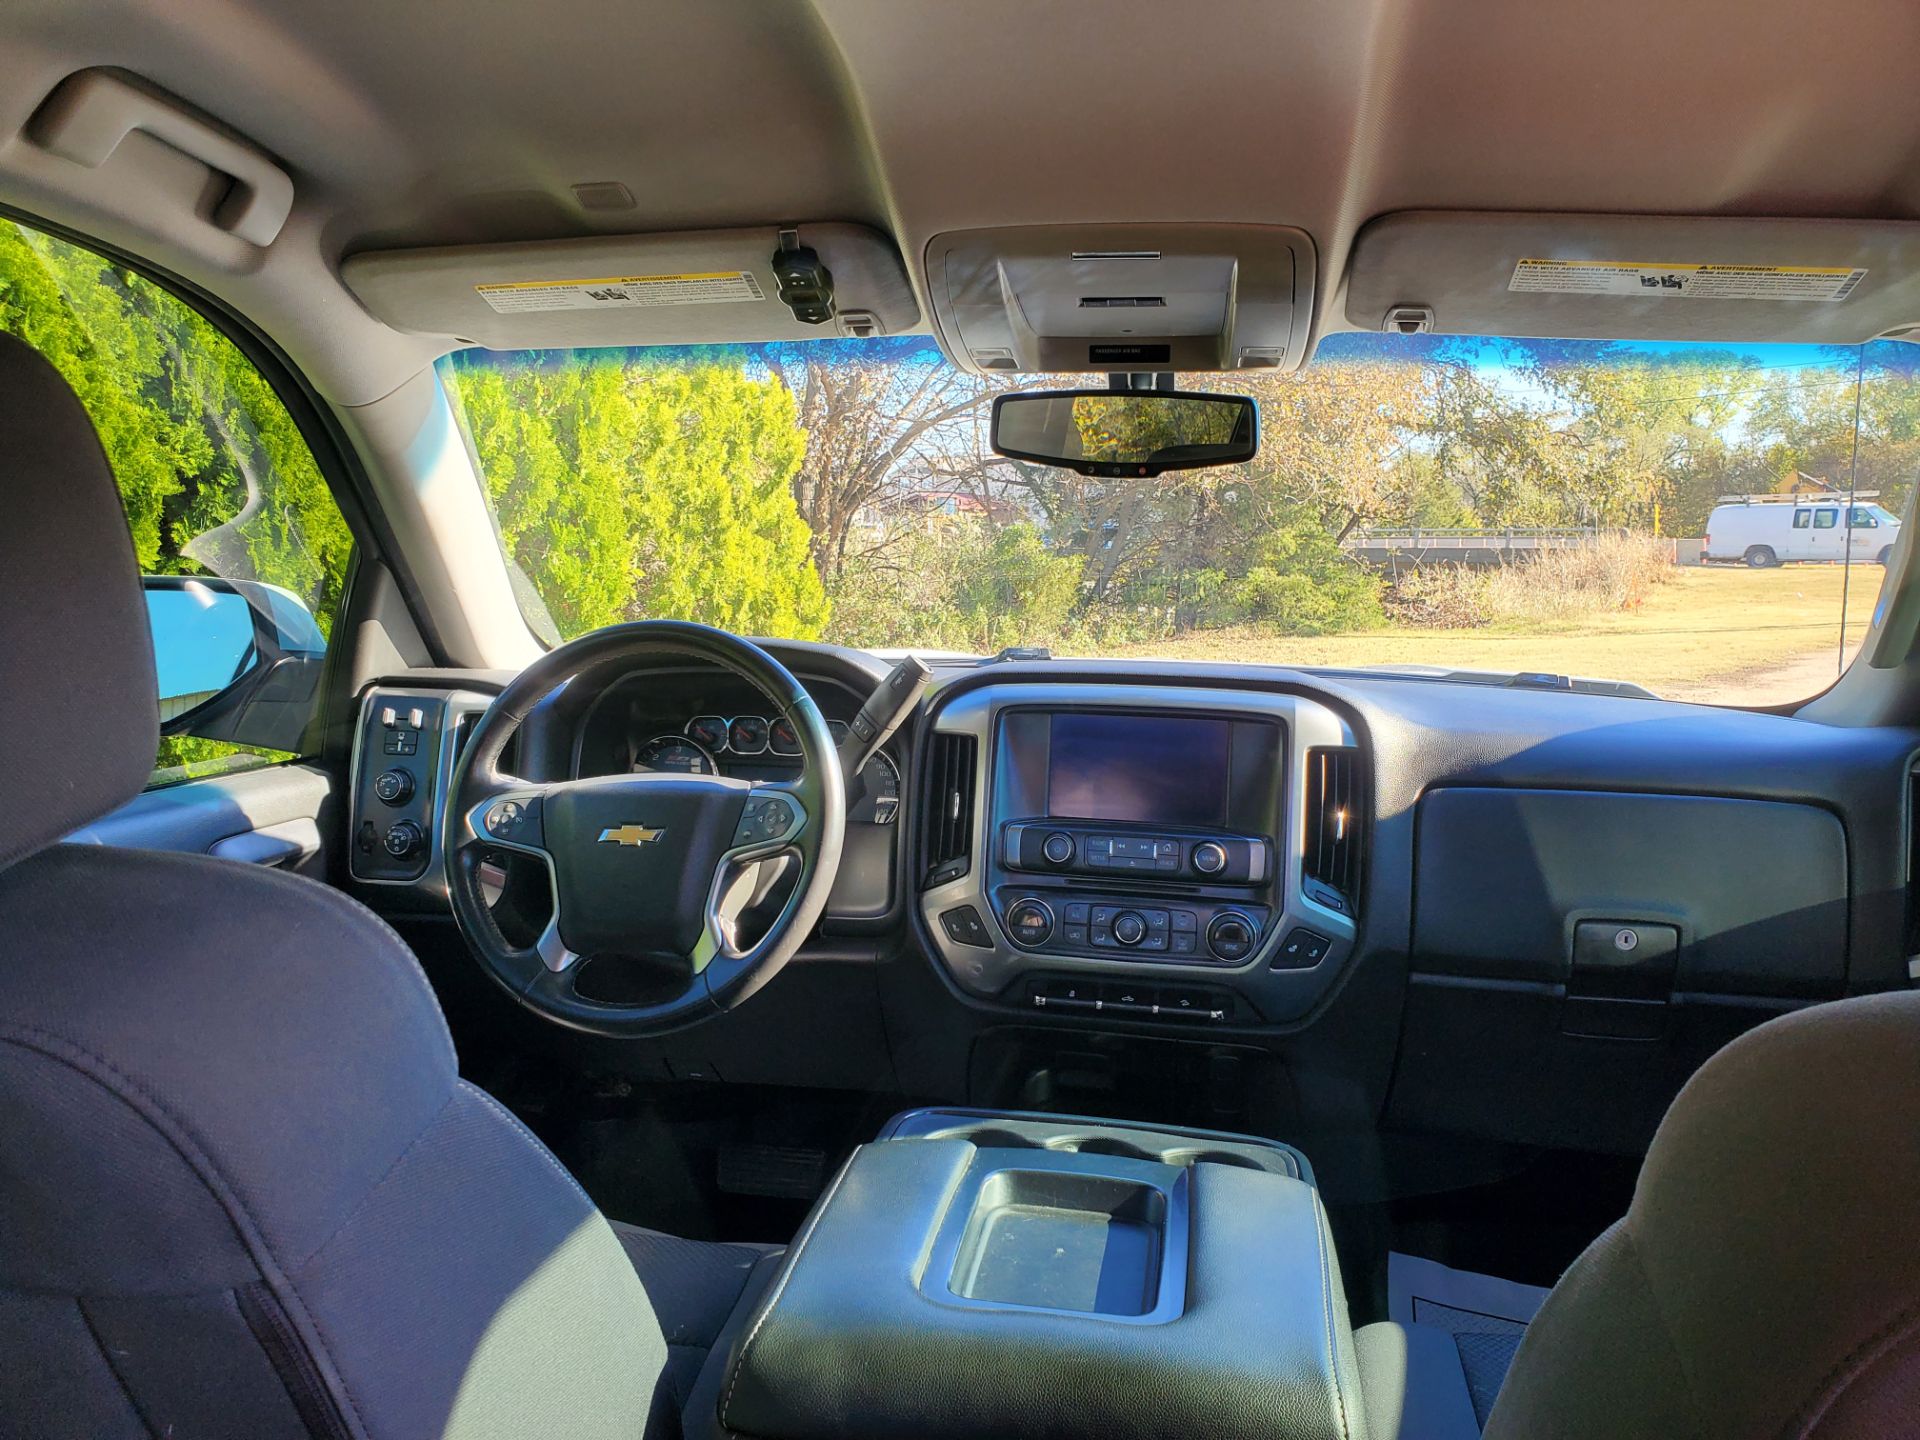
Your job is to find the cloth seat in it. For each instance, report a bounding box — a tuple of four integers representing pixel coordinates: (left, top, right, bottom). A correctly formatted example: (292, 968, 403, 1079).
(1356, 990, 1920, 1439)
(0, 329, 778, 1440)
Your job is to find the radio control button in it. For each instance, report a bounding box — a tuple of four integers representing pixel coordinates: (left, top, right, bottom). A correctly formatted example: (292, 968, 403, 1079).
(1042, 831, 1075, 865)
(1192, 841, 1228, 875)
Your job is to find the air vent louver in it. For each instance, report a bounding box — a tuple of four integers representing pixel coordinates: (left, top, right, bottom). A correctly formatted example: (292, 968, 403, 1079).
(921, 732, 978, 888)
(1304, 747, 1365, 911)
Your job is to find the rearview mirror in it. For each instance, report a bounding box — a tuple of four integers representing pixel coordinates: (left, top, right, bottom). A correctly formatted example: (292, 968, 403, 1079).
(991, 389, 1258, 477)
(144, 576, 328, 754)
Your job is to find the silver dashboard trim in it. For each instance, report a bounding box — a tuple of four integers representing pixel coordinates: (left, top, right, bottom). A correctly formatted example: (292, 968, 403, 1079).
(348, 686, 496, 896)
(919, 683, 1360, 1024)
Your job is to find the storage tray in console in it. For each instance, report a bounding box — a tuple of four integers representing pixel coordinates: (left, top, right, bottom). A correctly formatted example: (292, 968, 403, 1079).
(714, 1116, 1357, 1440)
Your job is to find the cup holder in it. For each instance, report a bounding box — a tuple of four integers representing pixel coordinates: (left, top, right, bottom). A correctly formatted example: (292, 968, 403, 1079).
(933, 1127, 1045, 1151)
(1160, 1147, 1266, 1171)
(1048, 1136, 1158, 1161)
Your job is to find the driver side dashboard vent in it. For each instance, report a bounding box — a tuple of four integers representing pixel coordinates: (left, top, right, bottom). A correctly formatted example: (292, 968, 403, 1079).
(921, 732, 978, 888)
(1303, 747, 1366, 914)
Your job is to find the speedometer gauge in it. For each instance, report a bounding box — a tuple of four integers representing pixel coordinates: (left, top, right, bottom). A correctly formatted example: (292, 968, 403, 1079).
(631, 734, 717, 775)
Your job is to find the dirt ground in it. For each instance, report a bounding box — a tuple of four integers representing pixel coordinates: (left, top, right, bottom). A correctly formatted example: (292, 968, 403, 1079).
(1102, 563, 1884, 707)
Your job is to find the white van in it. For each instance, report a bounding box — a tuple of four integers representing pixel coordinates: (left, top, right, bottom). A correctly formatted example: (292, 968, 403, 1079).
(1703, 497, 1901, 568)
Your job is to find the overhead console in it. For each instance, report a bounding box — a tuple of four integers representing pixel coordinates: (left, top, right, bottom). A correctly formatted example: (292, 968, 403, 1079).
(925, 223, 1317, 373)
(919, 682, 1362, 1026)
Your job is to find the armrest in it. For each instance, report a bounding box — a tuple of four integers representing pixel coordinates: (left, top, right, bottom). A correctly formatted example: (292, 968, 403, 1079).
(716, 1137, 1367, 1440)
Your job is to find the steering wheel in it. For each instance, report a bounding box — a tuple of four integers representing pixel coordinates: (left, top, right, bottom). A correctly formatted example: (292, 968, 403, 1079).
(443, 621, 846, 1037)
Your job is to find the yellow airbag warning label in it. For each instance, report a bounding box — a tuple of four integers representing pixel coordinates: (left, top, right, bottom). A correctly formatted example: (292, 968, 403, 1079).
(1509, 259, 1866, 302)
(475, 271, 766, 314)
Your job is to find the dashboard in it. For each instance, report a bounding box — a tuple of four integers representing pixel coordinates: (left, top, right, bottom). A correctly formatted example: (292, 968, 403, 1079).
(346, 641, 1920, 1179)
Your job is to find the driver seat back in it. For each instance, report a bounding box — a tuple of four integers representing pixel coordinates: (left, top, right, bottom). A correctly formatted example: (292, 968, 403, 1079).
(0, 331, 673, 1437)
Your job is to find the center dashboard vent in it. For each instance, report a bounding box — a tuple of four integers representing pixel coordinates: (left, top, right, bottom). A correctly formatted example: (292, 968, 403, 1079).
(1303, 747, 1366, 914)
(921, 731, 978, 888)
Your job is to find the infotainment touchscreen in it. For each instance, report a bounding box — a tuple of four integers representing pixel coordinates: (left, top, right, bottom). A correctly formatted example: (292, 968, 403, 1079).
(1046, 713, 1231, 827)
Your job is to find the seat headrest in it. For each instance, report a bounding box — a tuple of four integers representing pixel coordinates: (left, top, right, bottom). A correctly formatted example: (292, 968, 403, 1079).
(0, 333, 158, 870)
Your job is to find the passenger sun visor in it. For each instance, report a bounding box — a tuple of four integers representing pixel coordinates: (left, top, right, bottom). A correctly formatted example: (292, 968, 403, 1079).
(341, 223, 919, 349)
(925, 224, 1316, 374)
(1346, 211, 1920, 345)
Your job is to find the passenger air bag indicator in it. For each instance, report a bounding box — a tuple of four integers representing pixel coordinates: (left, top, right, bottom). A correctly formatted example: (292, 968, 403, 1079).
(475, 271, 766, 313)
(1508, 259, 1866, 302)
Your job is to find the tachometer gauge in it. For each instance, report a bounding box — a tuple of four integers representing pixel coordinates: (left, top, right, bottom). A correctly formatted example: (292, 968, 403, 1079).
(685, 715, 730, 753)
(728, 715, 770, 755)
(631, 734, 717, 775)
(768, 714, 802, 756)
(850, 752, 900, 825)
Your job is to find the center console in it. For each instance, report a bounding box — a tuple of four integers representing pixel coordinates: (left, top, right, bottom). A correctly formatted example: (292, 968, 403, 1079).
(706, 1108, 1366, 1440)
(919, 683, 1361, 1026)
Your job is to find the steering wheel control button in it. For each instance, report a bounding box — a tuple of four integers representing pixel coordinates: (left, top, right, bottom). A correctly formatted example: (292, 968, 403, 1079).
(1273, 927, 1332, 969)
(1005, 898, 1055, 948)
(1191, 840, 1228, 875)
(383, 821, 424, 858)
(373, 768, 415, 805)
(1041, 831, 1075, 866)
(735, 796, 799, 846)
(1206, 912, 1258, 962)
(939, 905, 993, 949)
(484, 799, 523, 837)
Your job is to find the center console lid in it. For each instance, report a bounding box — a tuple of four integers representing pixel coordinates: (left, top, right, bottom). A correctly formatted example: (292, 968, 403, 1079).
(712, 1112, 1366, 1440)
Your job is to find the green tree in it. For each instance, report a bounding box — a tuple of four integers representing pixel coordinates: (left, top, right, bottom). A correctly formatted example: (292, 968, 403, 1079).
(448, 353, 828, 639)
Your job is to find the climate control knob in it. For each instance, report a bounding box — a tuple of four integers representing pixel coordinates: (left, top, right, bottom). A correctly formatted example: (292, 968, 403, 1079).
(383, 821, 425, 859)
(1111, 910, 1148, 946)
(1206, 912, 1258, 962)
(1041, 831, 1075, 866)
(1005, 898, 1055, 948)
(373, 768, 415, 805)
(1191, 841, 1228, 876)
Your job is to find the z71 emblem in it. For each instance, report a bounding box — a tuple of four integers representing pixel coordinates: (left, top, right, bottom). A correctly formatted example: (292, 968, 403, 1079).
(598, 824, 666, 846)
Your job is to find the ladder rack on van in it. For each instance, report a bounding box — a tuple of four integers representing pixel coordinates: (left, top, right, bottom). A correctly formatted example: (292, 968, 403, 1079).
(1714, 492, 1879, 505)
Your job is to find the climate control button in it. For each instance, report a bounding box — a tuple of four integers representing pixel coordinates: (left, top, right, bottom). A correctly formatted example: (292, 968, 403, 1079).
(1004, 898, 1055, 948)
(1206, 911, 1258, 962)
(1111, 910, 1148, 946)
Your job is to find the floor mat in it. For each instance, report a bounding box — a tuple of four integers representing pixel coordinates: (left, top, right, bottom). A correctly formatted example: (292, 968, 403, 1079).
(1387, 1251, 1551, 1336)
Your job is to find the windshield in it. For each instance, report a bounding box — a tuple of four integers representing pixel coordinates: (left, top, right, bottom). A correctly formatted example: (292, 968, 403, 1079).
(440, 334, 1920, 705)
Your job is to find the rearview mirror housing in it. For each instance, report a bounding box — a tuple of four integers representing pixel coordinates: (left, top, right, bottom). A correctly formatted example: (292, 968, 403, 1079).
(990, 389, 1258, 477)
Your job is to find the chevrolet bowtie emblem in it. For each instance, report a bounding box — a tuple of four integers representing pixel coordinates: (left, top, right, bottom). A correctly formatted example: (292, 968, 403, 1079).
(598, 824, 666, 847)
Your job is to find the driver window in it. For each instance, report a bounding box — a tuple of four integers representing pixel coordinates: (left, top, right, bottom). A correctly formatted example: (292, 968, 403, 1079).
(1850, 507, 1879, 528)
(0, 219, 350, 788)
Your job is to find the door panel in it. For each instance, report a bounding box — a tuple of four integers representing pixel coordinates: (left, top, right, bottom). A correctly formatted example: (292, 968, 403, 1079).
(66, 763, 339, 880)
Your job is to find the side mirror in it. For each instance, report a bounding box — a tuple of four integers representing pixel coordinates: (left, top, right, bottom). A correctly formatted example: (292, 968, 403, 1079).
(991, 389, 1258, 478)
(144, 576, 328, 755)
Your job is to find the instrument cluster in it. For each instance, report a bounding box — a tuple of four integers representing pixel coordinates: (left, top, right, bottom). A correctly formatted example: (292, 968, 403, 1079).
(629, 713, 899, 825)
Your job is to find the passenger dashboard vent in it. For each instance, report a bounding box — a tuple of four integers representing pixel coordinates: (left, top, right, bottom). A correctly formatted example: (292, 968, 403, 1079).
(1303, 747, 1366, 913)
(921, 732, 978, 888)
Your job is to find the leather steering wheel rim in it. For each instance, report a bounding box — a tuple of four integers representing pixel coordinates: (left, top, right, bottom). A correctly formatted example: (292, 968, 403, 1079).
(443, 620, 846, 1038)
